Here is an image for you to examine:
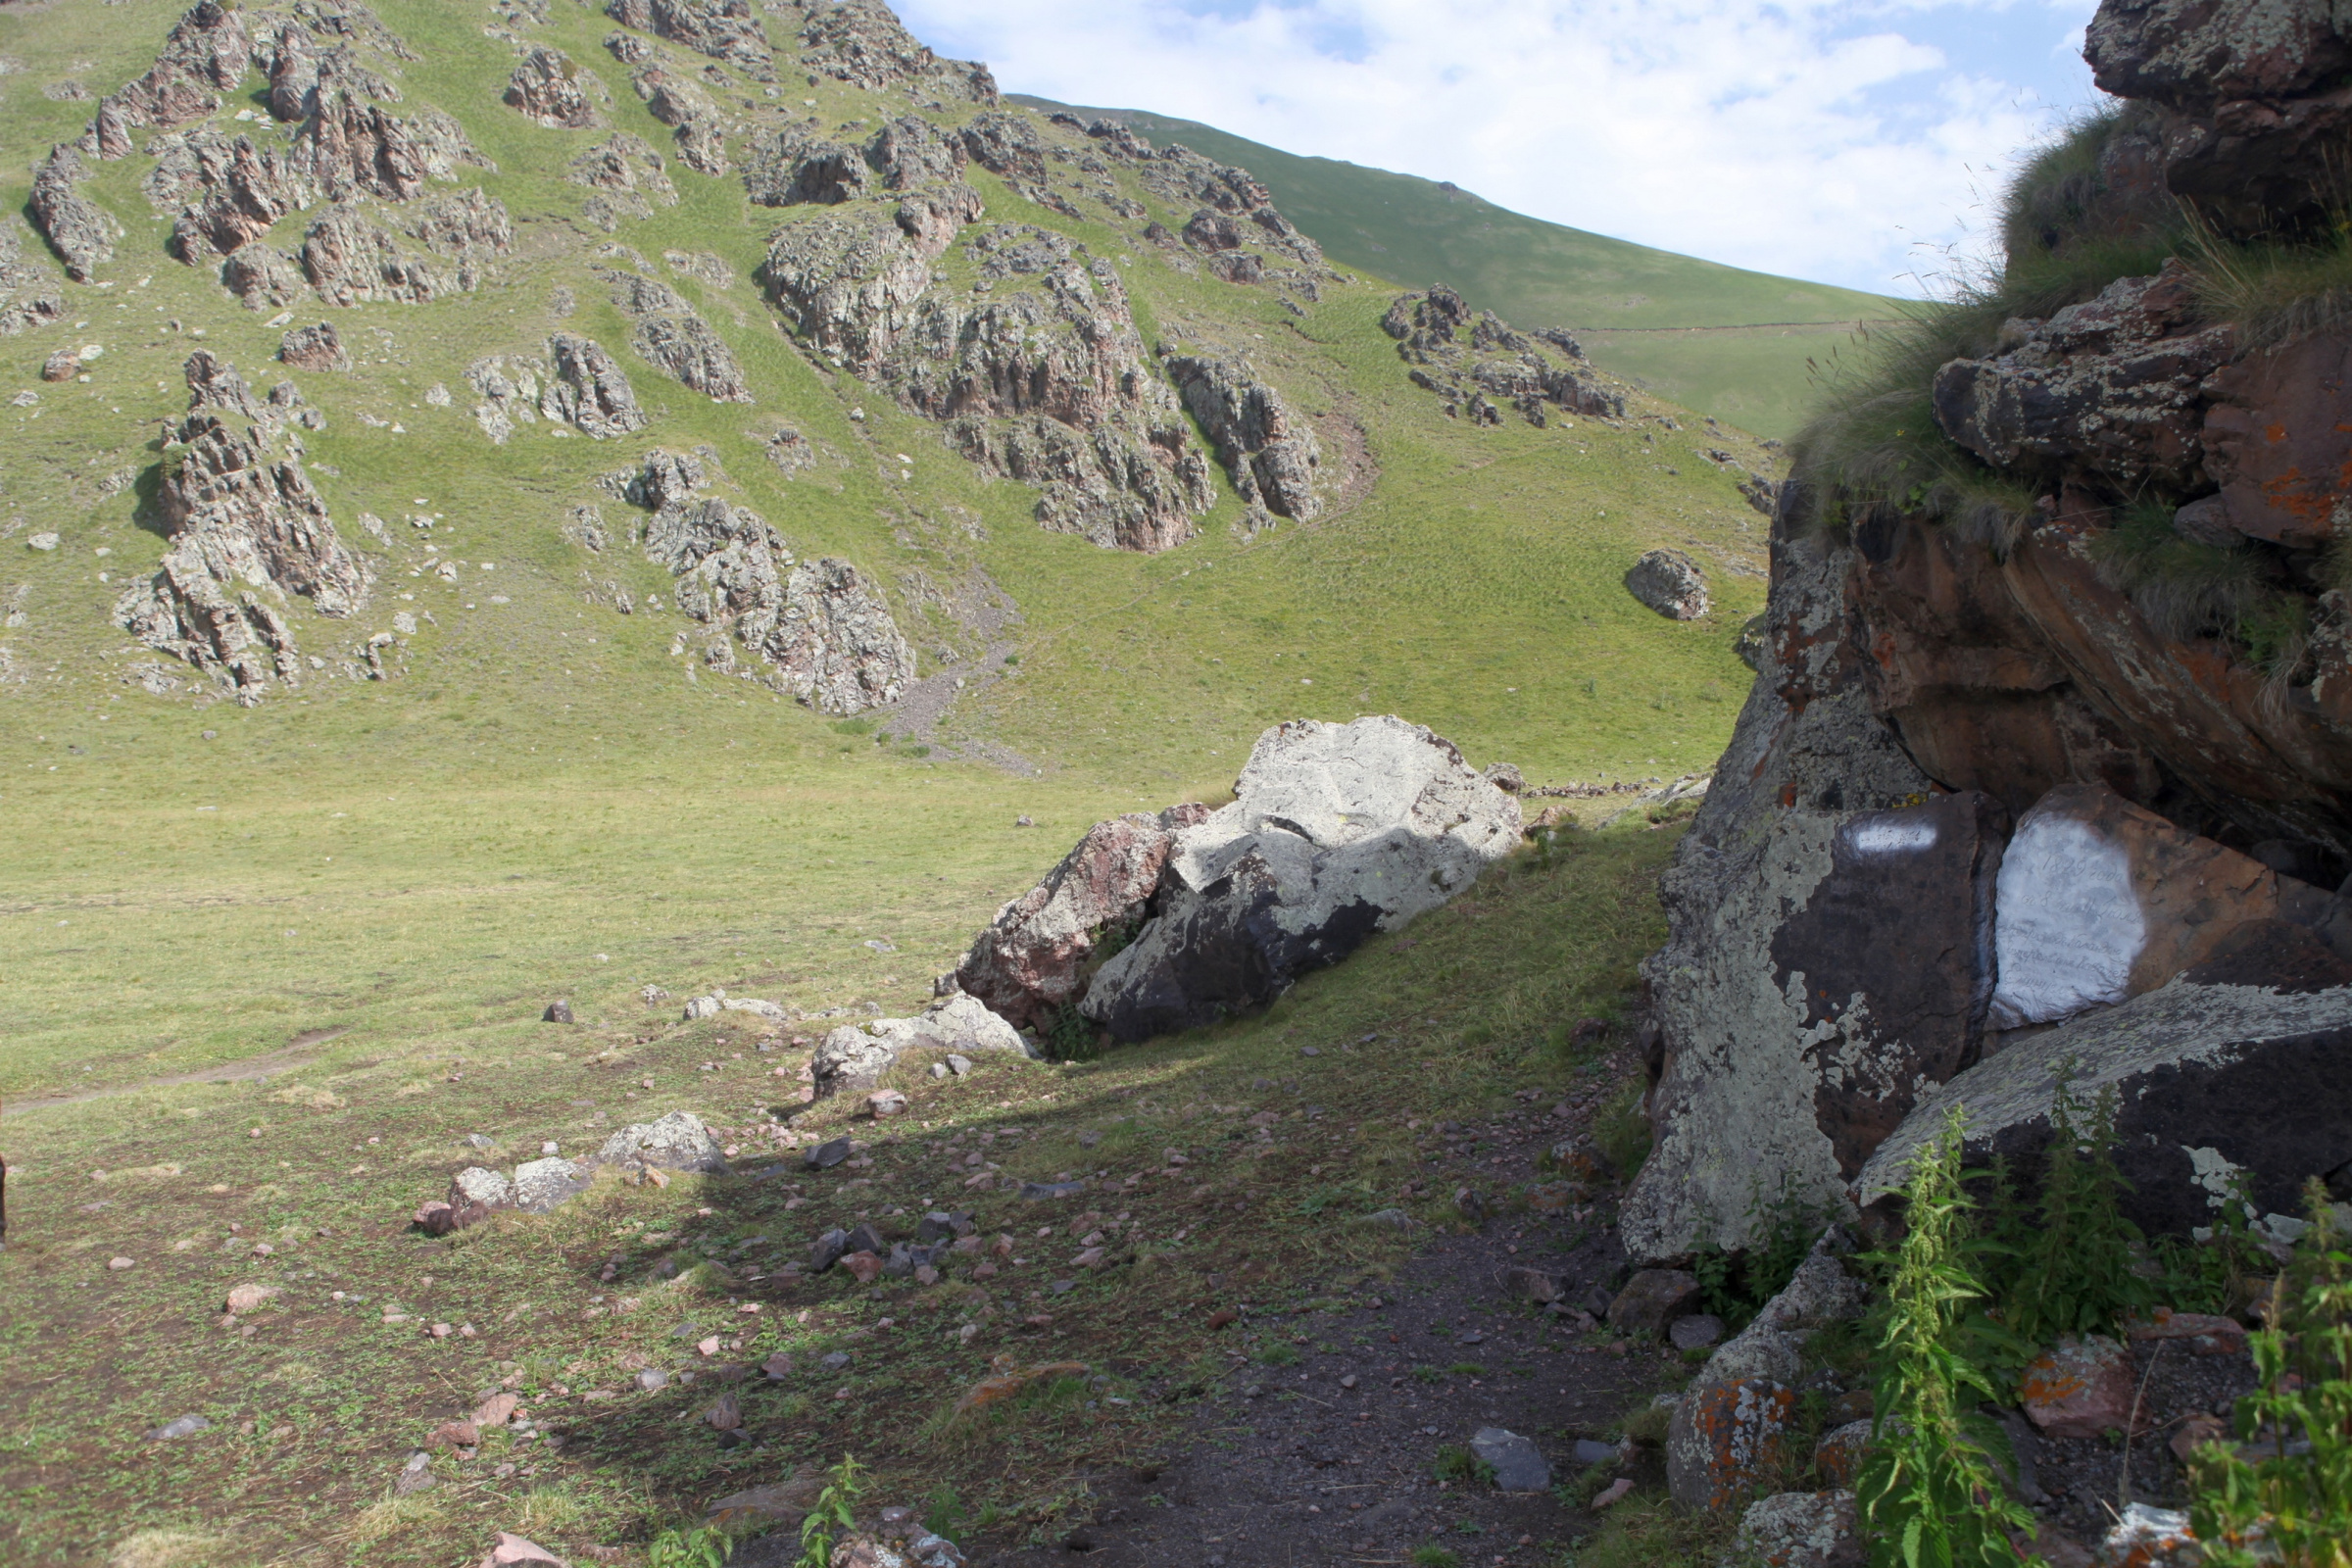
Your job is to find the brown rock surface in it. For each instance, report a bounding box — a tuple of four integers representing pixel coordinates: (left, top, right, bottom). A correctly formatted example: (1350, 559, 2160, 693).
(2199, 332, 2352, 549)
(2019, 1335, 2139, 1439)
(1666, 1378, 1798, 1512)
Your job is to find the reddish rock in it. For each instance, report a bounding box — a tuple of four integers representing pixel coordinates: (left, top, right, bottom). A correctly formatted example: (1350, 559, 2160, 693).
(954, 808, 1200, 1029)
(1607, 1269, 1701, 1336)
(1666, 1378, 1798, 1511)
(470, 1393, 520, 1429)
(705, 1392, 740, 1431)
(2128, 1307, 2250, 1357)
(223, 1282, 278, 1314)
(277, 322, 348, 372)
(1811, 1419, 1871, 1490)
(841, 1250, 885, 1284)
(504, 47, 602, 129)
(2170, 1411, 2229, 1463)
(40, 350, 77, 382)
(427, 1419, 480, 1449)
(866, 1089, 908, 1118)
(2200, 333, 2352, 550)
(477, 1534, 565, 1568)
(2019, 1335, 2140, 1439)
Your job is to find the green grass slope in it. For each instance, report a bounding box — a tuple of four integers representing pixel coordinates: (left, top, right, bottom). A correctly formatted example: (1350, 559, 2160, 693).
(0, 1, 1757, 1558)
(1017, 95, 1897, 437)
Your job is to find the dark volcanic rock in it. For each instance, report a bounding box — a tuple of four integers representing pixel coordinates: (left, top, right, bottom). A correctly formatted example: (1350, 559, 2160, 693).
(30, 146, 120, 281)
(1931, 261, 2231, 489)
(115, 353, 368, 704)
(1860, 956, 2352, 1242)
(1625, 792, 2006, 1258)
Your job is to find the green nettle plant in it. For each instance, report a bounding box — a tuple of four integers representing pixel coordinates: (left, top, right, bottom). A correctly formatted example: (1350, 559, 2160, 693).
(647, 1526, 728, 1568)
(1996, 1073, 2157, 1347)
(2189, 1182, 2352, 1568)
(1857, 1109, 2037, 1568)
(798, 1454, 868, 1568)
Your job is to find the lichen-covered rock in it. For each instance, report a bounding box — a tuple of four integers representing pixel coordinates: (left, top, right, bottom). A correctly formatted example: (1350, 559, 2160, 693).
(765, 214, 1214, 553)
(605, 0, 774, 80)
(792, 0, 995, 100)
(956, 808, 1201, 1030)
(30, 145, 120, 281)
(1666, 1378, 1798, 1512)
(1625, 548, 1710, 620)
(1696, 1233, 1868, 1387)
(1857, 955, 2352, 1242)
(505, 47, 603, 129)
(1625, 789, 2007, 1261)
(1933, 261, 2231, 490)
(1079, 716, 1522, 1040)
(774, 557, 917, 714)
(511, 1156, 591, 1213)
(2197, 331, 2352, 550)
(1737, 1490, 1863, 1568)
(1164, 354, 1321, 520)
(2018, 1335, 2141, 1439)
(605, 270, 751, 402)
(594, 1110, 727, 1173)
(2085, 0, 2349, 108)
(278, 322, 349, 371)
(115, 353, 369, 704)
(812, 994, 1034, 1098)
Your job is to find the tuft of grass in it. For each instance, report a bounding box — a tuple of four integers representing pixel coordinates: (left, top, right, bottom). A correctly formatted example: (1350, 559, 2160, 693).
(2091, 499, 2270, 642)
(103, 1533, 230, 1568)
(1431, 1444, 1495, 1487)
(1408, 1545, 1462, 1568)
(1592, 1081, 1652, 1178)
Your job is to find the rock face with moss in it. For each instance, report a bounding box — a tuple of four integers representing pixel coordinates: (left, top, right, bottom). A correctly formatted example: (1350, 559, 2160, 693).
(1633, 0, 2352, 1262)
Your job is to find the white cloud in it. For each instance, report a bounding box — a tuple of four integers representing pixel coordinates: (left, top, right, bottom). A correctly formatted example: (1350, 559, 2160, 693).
(895, 0, 2105, 296)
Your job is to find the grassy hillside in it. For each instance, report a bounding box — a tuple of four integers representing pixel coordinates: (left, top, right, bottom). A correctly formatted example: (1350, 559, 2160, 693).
(1017, 96, 1898, 438)
(0, 0, 1757, 1560)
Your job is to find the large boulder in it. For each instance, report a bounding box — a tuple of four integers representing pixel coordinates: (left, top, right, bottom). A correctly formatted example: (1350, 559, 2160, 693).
(955, 807, 1204, 1031)
(1624, 788, 2006, 1261)
(512, 1156, 592, 1213)
(1858, 950, 2352, 1242)
(1694, 1232, 1868, 1388)
(811, 994, 1034, 1099)
(1625, 548, 1710, 620)
(594, 1110, 727, 1174)
(1078, 716, 1520, 1041)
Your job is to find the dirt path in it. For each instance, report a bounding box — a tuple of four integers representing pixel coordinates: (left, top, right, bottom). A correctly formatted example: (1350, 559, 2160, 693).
(965, 1134, 1670, 1565)
(1, 1031, 345, 1116)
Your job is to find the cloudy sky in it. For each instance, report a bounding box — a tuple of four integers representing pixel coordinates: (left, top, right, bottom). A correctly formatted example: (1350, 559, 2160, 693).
(895, 0, 2107, 298)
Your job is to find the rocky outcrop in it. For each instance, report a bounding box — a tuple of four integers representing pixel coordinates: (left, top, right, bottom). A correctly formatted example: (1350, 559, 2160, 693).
(286, 94, 485, 206)
(90, 0, 250, 157)
(1626, 549, 1710, 620)
(1164, 354, 1321, 522)
(956, 808, 1206, 1031)
(787, 0, 995, 101)
(163, 133, 306, 264)
(1932, 261, 2231, 490)
(627, 450, 914, 712)
(812, 994, 1033, 1099)
(605, 0, 774, 81)
(2084, 0, 2352, 238)
(466, 333, 648, 441)
(631, 65, 729, 174)
(1384, 287, 1624, 425)
(279, 322, 349, 371)
(505, 47, 604, 130)
(261, 28, 403, 125)
(0, 221, 65, 336)
(763, 212, 1214, 552)
(546, 332, 650, 436)
(30, 146, 120, 282)
(959, 112, 1049, 188)
(568, 133, 677, 227)
(115, 353, 368, 705)
(1078, 717, 1520, 1041)
(297, 206, 453, 306)
(604, 270, 752, 402)
(1858, 958, 2352, 1243)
